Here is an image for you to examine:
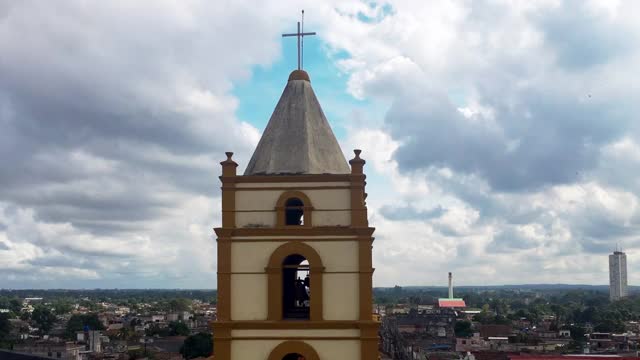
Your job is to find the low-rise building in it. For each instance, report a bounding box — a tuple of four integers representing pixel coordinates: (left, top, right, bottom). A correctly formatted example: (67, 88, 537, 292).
(13, 341, 84, 360)
(456, 333, 488, 352)
(479, 325, 512, 340)
(559, 329, 571, 338)
(75, 330, 102, 353)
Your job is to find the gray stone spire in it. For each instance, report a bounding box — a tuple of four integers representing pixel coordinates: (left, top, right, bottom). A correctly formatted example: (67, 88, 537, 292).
(243, 70, 350, 175)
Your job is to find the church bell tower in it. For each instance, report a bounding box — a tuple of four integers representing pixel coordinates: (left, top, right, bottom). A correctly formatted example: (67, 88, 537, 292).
(212, 69, 379, 360)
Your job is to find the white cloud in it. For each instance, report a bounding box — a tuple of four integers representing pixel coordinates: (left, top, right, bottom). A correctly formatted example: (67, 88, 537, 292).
(0, 0, 280, 288)
(3, 0, 640, 288)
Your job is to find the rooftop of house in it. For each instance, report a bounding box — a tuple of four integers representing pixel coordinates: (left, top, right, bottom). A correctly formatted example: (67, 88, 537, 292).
(438, 298, 467, 308)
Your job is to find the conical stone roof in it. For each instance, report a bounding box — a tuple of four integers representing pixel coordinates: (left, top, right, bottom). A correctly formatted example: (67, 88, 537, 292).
(243, 70, 350, 175)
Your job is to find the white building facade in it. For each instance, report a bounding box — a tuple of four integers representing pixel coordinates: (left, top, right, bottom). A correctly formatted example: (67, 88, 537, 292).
(609, 251, 628, 301)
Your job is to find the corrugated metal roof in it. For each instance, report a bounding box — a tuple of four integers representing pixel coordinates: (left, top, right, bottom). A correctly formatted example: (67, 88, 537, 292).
(438, 298, 466, 308)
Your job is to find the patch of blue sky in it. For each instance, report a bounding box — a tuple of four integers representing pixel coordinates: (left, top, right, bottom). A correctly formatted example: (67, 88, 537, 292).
(233, 35, 383, 141)
(356, 2, 395, 23)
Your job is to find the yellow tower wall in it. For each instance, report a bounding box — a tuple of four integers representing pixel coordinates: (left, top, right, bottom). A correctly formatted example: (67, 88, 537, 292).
(323, 273, 360, 320)
(214, 160, 378, 360)
(230, 274, 268, 320)
(231, 240, 359, 272)
(234, 185, 352, 228)
(229, 239, 361, 321)
(230, 339, 360, 360)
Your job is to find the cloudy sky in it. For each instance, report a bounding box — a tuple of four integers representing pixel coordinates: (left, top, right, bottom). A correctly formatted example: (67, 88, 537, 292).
(1, 0, 640, 289)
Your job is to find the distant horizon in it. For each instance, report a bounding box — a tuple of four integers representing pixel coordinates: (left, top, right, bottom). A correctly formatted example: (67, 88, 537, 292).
(0, 283, 631, 291)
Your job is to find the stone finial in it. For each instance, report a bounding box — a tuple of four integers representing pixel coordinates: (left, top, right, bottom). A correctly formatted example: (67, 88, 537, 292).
(288, 69, 311, 82)
(220, 151, 238, 177)
(349, 149, 366, 174)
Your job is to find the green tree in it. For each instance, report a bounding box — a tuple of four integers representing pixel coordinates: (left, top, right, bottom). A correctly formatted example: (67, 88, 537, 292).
(169, 298, 192, 312)
(0, 313, 12, 346)
(9, 299, 22, 314)
(169, 321, 190, 336)
(454, 321, 473, 337)
(491, 299, 509, 317)
(31, 306, 57, 334)
(594, 318, 625, 333)
(65, 313, 105, 339)
(117, 327, 132, 340)
(408, 296, 421, 305)
(52, 301, 73, 315)
(375, 296, 391, 305)
(568, 325, 586, 342)
(493, 315, 511, 325)
(180, 332, 213, 359)
(473, 308, 495, 325)
(78, 300, 99, 312)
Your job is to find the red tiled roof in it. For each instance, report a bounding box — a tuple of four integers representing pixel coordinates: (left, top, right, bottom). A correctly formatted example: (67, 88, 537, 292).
(438, 298, 466, 307)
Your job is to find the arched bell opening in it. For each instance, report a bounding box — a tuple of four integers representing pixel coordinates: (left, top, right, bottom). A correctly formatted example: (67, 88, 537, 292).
(266, 341, 319, 360)
(267, 242, 324, 321)
(285, 198, 304, 225)
(276, 191, 313, 227)
(282, 353, 306, 360)
(282, 254, 310, 319)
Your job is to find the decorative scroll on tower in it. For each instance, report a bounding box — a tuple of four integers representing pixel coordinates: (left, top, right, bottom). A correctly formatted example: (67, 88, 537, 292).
(212, 69, 379, 360)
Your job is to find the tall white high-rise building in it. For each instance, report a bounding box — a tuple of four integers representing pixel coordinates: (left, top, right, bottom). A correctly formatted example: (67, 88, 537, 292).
(609, 250, 628, 301)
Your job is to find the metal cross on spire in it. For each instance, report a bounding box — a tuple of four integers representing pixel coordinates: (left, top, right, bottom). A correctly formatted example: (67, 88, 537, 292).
(282, 10, 316, 70)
